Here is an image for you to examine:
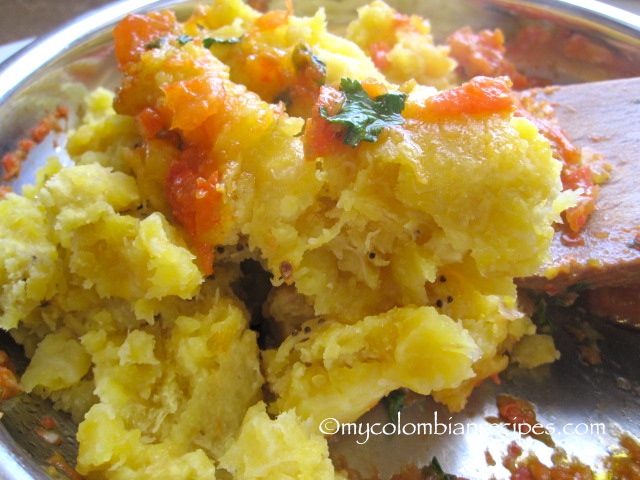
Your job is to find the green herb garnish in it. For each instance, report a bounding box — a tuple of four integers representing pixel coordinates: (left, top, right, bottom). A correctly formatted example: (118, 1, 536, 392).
(421, 457, 457, 480)
(145, 36, 168, 50)
(292, 43, 326, 86)
(385, 389, 406, 423)
(320, 78, 406, 147)
(177, 35, 194, 45)
(531, 297, 553, 332)
(203, 36, 243, 48)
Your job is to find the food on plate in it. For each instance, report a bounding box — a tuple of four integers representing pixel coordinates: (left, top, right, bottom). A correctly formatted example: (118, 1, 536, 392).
(0, 0, 614, 478)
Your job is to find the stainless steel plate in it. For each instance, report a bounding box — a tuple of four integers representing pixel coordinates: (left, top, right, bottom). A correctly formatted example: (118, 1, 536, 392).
(0, 1, 639, 478)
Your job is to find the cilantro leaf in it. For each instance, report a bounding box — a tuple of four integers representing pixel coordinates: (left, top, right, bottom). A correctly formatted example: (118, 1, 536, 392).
(421, 457, 458, 480)
(531, 297, 552, 331)
(203, 36, 243, 48)
(385, 389, 406, 423)
(320, 78, 406, 147)
(177, 35, 193, 45)
(145, 36, 168, 50)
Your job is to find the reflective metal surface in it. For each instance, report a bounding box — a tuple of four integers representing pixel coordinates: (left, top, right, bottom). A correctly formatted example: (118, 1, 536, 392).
(0, 0, 639, 478)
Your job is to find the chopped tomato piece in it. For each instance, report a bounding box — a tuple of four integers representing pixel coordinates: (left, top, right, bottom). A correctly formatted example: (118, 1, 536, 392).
(0, 366, 20, 401)
(252, 9, 289, 31)
(563, 196, 597, 234)
(369, 41, 392, 70)
(1, 106, 67, 180)
(360, 78, 388, 99)
(415, 76, 516, 120)
(136, 107, 166, 139)
(163, 75, 226, 132)
(1, 152, 21, 180)
(40, 415, 59, 430)
(165, 146, 223, 275)
(303, 86, 347, 158)
(562, 164, 596, 192)
(31, 121, 52, 143)
(515, 102, 581, 165)
(247, 0, 270, 12)
(497, 393, 554, 447)
(514, 96, 598, 234)
(561, 165, 598, 233)
(18, 139, 36, 151)
(113, 11, 176, 70)
(245, 52, 290, 95)
(498, 393, 537, 428)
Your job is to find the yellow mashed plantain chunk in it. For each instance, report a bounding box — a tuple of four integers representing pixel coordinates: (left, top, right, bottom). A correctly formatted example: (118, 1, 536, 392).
(0, 1, 576, 478)
(75, 296, 263, 474)
(218, 401, 340, 479)
(346, 0, 456, 88)
(264, 306, 481, 425)
(0, 193, 60, 330)
(78, 403, 218, 479)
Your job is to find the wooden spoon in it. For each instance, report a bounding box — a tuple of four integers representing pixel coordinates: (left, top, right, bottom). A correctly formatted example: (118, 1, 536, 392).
(517, 76, 640, 321)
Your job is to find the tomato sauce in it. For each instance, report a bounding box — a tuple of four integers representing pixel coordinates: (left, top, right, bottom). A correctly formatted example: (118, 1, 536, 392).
(447, 27, 528, 90)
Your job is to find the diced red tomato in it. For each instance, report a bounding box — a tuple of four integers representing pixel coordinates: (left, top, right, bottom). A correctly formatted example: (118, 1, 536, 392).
(0, 366, 20, 401)
(163, 75, 226, 132)
(565, 195, 598, 235)
(515, 102, 581, 166)
(1, 106, 67, 180)
(413, 76, 516, 120)
(40, 415, 59, 430)
(360, 78, 388, 99)
(113, 11, 176, 70)
(245, 52, 290, 94)
(514, 97, 597, 234)
(1, 152, 21, 180)
(562, 164, 596, 192)
(303, 86, 348, 158)
(136, 107, 166, 140)
(369, 42, 392, 71)
(31, 120, 52, 143)
(165, 146, 222, 275)
(540, 122, 581, 166)
(252, 8, 289, 32)
(497, 394, 537, 428)
(562, 165, 599, 233)
(18, 139, 36, 152)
